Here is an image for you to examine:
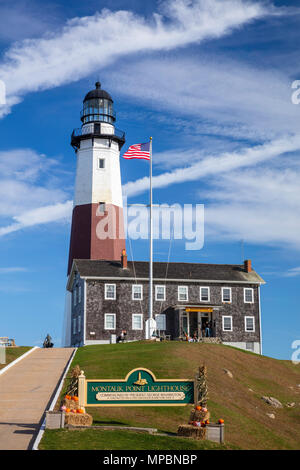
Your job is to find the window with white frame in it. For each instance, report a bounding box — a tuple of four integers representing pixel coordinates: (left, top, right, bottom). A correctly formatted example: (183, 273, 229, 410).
(244, 288, 254, 303)
(78, 285, 82, 304)
(178, 286, 188, 301)
(104, 313, 116, 330)
(132, 284, 143, 300)
(222, 316, 233, 332)
(155, 285, 166, 301)
(200, 286, 210, 302)
(132, 314, 143, 330)
(105, 284, 116, 300)
(73, 287, 77, 307)
(73, 317, 76, 335)
(222, 287, 232, 303)
(98, 158, 105, 169)
(245, 316, 255, 332)
(246, 342, 254, 351)
(156, 314, 166, 331)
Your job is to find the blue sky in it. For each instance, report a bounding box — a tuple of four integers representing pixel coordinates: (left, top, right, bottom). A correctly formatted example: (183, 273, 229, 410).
(0, 0, 299, 359)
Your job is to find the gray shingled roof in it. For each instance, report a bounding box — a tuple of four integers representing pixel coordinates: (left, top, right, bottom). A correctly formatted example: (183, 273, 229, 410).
(71, 259, 265, 284)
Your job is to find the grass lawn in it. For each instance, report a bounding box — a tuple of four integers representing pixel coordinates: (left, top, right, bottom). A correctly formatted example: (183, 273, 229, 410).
(0, 346, 32, 370)
(39, 428, 233, 450)
(44, 341, 300, 450)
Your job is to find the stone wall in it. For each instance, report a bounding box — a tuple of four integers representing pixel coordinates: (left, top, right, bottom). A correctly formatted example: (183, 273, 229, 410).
(82, 279, 261, 345)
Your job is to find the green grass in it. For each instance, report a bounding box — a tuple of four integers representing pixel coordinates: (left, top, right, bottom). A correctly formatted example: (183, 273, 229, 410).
(39, 429, 232, 450)
(42, 341, 300, 450)
(0, 346, 32, 370)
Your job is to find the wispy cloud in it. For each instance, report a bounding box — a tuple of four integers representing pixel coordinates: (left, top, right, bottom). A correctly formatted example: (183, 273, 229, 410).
(107, 54, 299, 142)
(0, 0, 276, 116)
(0, 148, 72, 236)
(123, 135, 300, 197)
(283, 267, 300, 277)
(0, 267, 28, 274)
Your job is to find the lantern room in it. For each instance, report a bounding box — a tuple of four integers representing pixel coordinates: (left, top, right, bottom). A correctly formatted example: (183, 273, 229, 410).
(80, 81, 116, 125)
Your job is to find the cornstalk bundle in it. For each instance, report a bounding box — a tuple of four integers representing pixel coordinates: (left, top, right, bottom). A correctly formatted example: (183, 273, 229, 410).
(196, 365, 208, 407)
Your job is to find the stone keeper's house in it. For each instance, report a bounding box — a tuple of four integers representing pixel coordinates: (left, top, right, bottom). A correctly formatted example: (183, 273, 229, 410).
(67, 256, 264, 354)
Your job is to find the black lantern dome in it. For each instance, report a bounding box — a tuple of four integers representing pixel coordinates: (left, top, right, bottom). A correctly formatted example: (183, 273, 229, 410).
(81, 82, 116, 125)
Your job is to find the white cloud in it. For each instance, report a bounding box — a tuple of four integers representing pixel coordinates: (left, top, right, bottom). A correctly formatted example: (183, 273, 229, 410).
(284, 267, 300, 277)
(123, 135, 300, 197)
(0, 0, 275, 116)
(0, 148, 72, 236)
(0, 200, 73, 236)
(107, 54, 299, 142)
(0, 267, 28, 274)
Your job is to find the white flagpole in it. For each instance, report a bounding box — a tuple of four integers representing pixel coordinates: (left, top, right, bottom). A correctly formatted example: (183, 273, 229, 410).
(149, 137, 153, 327)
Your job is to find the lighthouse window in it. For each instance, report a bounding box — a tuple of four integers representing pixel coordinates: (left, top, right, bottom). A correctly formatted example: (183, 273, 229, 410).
(132, 285, 143, 300)
(98, 202, 106, 214)
(99, 158, 105, 169)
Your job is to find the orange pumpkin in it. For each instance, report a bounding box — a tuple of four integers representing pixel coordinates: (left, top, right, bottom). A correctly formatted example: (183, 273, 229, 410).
(205, 419, 210, 425)
(65, 408, 71, 413)
(74, 396, 79, 402)
(65, 395, 71, 400)
(77, 409, 84, 414)
(218, 419, 224, 424)
(195, 405, 202, 411)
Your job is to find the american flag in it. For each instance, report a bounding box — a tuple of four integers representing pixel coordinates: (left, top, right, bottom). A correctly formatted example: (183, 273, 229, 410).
(122, 142, 151, 160)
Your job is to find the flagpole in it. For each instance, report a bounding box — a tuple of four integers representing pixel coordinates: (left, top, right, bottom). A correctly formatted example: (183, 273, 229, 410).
(149, 137, 153, 329)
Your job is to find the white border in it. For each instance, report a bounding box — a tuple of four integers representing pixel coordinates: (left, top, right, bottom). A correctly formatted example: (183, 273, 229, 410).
(244, 287, 254, 303)
(132, 284, 143, 301)
(0, 346, 38, 376)
(32, 347, 77, 450)
(222, 315, 233, 332)
(155, 285, 166, 301)
(132, 313, 143, 330)
(245, 316, 255, 332)
(178, 285, 188, 301)
(104, 313, 116, 330)
(200, 286, 210, 302)
(222, 287, 232, 303)
(105, 283, 116, 300)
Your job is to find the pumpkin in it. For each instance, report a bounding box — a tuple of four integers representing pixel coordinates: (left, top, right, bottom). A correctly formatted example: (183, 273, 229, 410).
(71, 396, 76, 401)
(71, 409, 76, 413)
(195, 405, 202, 411)
(73, 396, 79, 402)
(218, 419, 224, 424)
(205, 419, 210, 425)
(65, 395, 71, 400)
(77, 409, 84, 414)
(65, 408, 71, 413)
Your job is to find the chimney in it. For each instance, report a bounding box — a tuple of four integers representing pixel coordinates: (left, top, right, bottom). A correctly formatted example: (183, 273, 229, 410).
(244, 259, 252, 273)
(121, 249, 127, 269)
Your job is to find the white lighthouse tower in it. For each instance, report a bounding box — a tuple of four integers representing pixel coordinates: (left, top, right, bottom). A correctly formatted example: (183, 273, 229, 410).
(63, 82, 126, 346)
(67, 82, 126, 274)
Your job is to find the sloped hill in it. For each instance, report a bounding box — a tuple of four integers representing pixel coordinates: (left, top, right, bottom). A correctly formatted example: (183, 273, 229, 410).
(61, 342, 300, 450)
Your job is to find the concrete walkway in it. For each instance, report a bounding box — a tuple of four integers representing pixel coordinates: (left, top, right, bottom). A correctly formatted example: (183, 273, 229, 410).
(0, 347, 74, 450)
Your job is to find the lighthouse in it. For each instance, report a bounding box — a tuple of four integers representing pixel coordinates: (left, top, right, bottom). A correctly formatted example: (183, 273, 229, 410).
(67, 82, 126, 274)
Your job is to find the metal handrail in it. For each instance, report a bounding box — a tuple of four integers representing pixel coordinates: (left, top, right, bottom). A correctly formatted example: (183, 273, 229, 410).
(71, 127, 125, 140)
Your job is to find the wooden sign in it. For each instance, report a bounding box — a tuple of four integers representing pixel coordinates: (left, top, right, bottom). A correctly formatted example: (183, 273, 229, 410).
(78, 368, 195, 408)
